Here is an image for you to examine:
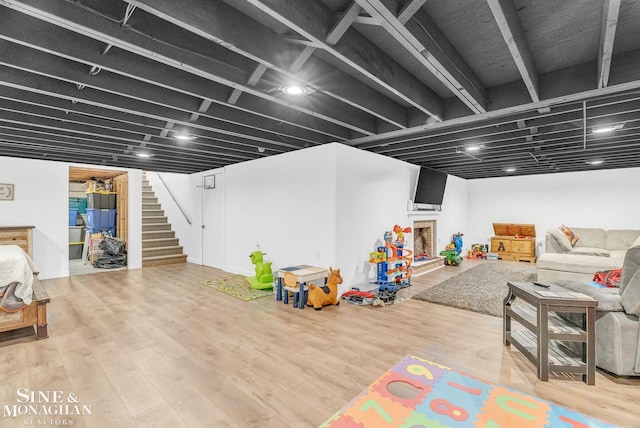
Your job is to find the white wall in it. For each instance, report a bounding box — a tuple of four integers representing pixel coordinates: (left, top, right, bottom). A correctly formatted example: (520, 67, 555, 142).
(167, 143, 471, 295)
(0, 157, 68, 279)
(223, 144, 337, 275)
(0, 156, 142, 278)
(466, 167, 640, 256)
(334, 144, 418, 289)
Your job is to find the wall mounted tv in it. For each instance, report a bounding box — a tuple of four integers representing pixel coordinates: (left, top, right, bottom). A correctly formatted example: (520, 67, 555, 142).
(412, 166, 448, 211)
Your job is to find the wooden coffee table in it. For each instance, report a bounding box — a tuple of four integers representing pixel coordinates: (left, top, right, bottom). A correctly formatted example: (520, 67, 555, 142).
(503, 281, 597, 385)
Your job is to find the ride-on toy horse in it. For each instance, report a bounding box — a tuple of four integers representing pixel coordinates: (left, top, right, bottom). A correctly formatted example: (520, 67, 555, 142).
(307, 267, 342, 310)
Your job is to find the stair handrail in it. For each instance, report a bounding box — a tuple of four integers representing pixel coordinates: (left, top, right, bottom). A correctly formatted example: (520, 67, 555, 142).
(153, 173, 192, 225)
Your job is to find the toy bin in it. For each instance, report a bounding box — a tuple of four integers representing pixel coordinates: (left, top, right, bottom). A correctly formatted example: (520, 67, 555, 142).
(68, 209, 79, 226)
(85, 208, 101, 229)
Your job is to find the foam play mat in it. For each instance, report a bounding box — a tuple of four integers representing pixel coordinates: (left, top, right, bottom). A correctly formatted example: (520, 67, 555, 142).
(320, 355, 617, 427)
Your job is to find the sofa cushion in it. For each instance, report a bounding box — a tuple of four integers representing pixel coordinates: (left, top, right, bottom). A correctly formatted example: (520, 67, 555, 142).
(548, 228, 573, 251)
(620, 246, 640, 315)
(537, 253, 619, 274)
(571, 227, 606, 248)
(606, 230, 640, 251)
(569, 247, 610, 257)
(554, 280, 623, 312)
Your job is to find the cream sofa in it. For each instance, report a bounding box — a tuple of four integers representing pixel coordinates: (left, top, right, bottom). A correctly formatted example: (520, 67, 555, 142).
(537, 227, 640, 282)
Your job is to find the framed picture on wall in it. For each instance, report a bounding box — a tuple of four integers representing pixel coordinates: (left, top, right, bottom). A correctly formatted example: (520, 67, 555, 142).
(0, 183, 14, 201)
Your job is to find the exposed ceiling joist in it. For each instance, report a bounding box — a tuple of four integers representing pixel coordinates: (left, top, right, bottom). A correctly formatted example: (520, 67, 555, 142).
(355, 0, 487, 114)
(243, 0, 442, 121)
(597, 0, 621, 89)
(487, 0, 539, 102)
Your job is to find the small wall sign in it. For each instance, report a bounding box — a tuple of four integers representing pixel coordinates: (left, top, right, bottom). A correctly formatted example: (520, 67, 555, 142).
(0, 183, 14, 201)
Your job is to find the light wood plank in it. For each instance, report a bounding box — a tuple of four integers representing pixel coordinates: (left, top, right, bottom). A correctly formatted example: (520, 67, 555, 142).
(0, 261, 636, 427)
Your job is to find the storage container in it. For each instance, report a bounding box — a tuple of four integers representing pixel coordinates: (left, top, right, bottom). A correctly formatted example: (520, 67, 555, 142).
(69, 242, 83, 260)
(86, 192, 102, 209)
(68, 197, 88, 214)
(68, 226, 85, 243)
(85, 208, 101, 229)
(101, 209, 116, 229)
(102, 192, 117, 209)
(68, 209, 79, 226)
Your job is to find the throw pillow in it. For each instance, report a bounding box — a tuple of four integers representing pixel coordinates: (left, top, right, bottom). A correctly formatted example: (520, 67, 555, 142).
(560, 225, 579, 247)
(548, 228, 573, 252)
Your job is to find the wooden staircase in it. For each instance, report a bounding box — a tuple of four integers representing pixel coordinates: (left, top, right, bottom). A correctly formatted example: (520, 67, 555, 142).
(142, 175, 187, 267)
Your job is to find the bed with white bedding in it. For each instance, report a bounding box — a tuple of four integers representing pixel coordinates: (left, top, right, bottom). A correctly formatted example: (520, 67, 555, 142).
(0, 229, 49, 340)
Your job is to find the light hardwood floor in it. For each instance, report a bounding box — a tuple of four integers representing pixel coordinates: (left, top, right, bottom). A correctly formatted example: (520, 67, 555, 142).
(1, 260, 639, 427)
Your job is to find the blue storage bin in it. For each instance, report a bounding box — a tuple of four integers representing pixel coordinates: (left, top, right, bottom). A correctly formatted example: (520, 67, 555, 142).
(86, 208, 101, 229)
(100, 209, 116, 229)
(68, 209, 78, 226)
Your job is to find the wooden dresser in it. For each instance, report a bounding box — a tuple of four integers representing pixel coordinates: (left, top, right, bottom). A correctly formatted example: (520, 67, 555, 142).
(490, 223, 536, 263)
(0, 225, 34, 257)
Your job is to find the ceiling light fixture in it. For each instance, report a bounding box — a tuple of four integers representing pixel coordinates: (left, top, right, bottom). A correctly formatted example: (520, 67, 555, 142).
(504, 167, 517, 173)
(280, 84, 314, 96)
(465, 144, 484, 151)
(174, 133, 195, 141)
(592, 123, 624, 134)
(585, 159, 605, 165)
(136, 152, 154, 158)
(455, 147, 482, 161)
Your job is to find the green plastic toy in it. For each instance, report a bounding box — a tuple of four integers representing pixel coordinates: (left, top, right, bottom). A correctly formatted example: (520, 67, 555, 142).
(439, 249, 463, 266)
(247, 250, 274, 290)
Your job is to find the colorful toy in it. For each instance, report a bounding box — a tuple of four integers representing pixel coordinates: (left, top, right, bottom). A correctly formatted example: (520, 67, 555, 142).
(341, 289, 377, 305)
(321, 355, 613, 428)
(440, 249, 462, 266)
(368, 226, 414, 305)
(452, 232, 464, 255)
(247, 250, 274, 290)
(307, 267, 342, 310)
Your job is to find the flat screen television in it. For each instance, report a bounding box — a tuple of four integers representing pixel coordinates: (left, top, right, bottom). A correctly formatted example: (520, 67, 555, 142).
(412, 166, 448, 210)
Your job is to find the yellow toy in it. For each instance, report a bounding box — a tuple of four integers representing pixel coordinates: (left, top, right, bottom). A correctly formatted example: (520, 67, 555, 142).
(307, 267, 343, 310)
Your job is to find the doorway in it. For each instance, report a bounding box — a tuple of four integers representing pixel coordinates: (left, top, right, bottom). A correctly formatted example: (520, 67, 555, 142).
(68, 166, 129, 276)
(201, 173, 225, 269)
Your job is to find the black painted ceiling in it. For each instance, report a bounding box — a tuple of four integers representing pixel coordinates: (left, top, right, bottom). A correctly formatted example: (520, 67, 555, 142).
(1, 0, 639, 179)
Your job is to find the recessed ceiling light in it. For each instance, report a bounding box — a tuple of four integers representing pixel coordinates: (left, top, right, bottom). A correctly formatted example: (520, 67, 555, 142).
(174, 133, 195, 141)
(136, 152, 154, 158)
(592, 123, 624, 134)
(281, 85, 313, 96)
(586, 159, 605, 165)
(504, 167, 517, 173)
(465, 144, 484, 151)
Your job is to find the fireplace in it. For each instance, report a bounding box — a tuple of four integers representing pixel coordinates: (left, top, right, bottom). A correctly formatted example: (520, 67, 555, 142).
(412, 219, 444, 274)
(413, 220, 436, 258)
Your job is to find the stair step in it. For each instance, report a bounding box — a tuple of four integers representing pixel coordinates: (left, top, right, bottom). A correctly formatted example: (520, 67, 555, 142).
(142, 254, 187, 267)
(142, 216, 167, 224)
(142, 237, 179, 248)
(142, 191, 155, 198)
(142, 203, 162, 210)
(142, 197, 158, 204)
(142, 245, 184, 257)
(142, 223, 172, 231)
(143, 209, 165, 217)
(143, 230, 175, 239)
